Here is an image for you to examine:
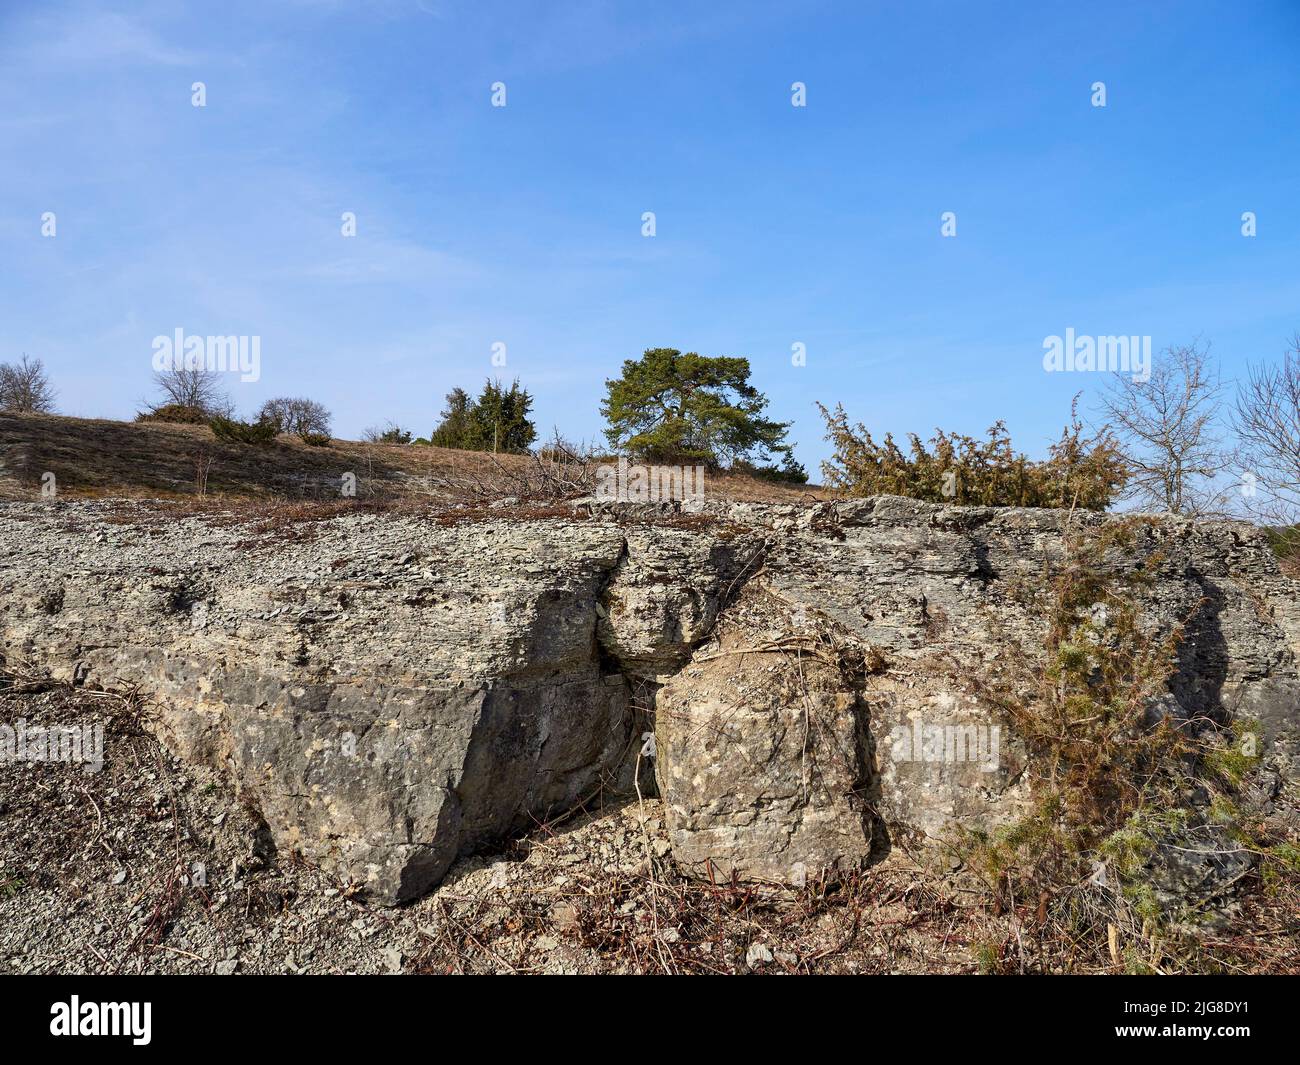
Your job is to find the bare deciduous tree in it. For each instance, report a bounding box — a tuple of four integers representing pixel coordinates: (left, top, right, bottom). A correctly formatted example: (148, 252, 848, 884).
(1100, 341, 1232, 516)
(257, 396, 332, 439)
(1232, 334, 1300, 526)
(192, 448, 216, 496)
(362, 422, 413, 444)
(0, 354, 57, 413)
(148, 368, 232, 418)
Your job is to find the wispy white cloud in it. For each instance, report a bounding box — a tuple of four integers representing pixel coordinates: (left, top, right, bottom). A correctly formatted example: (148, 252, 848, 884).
(288, 240, 482, 287)
(33, 11, 199, 68)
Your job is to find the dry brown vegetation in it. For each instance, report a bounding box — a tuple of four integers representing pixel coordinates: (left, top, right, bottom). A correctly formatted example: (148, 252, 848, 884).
(0, 411, 823, 506)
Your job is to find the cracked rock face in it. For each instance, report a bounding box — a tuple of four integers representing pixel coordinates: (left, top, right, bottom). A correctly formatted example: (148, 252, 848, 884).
(649, 498, 1300, 883)
(2, 497, 1297, 902)
(1, 508, 647, 903)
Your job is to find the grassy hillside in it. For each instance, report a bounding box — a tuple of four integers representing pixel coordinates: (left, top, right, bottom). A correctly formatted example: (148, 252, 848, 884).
(0, 412, 822, 505)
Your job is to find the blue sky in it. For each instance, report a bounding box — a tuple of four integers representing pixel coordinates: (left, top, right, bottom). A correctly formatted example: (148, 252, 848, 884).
(2, 0, 1298, 472)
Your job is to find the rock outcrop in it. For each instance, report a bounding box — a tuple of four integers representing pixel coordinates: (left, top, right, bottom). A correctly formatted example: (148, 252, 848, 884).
(2, 498, 1296, 903)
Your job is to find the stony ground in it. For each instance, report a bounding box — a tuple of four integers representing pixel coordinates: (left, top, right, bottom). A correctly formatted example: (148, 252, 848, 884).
(4, 675, 1296, 975)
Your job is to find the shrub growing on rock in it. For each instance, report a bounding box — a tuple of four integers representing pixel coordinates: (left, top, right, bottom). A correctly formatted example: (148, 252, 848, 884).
(818, 399, 1126, 510)
(954, 521, 1281, 967)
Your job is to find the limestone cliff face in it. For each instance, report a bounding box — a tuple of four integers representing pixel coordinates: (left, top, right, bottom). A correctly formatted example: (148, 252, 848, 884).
(2, 497, 1296, 903)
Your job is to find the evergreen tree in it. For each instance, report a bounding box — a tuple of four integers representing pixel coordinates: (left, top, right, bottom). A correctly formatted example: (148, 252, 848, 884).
(600, 347, 792, 466)
(429, 388, 476, 449)
(428, 378, 536, 454)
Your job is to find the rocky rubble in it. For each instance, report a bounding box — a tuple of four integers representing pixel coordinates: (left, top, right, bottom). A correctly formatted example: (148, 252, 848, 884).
(1, 497, 1297, 904)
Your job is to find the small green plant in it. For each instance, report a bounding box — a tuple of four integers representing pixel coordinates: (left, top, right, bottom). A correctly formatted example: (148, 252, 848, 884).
(1202, 718, 1262, 788)
(1098, 808, 1194, 924)
(1122, 947, 1157, 975)
(972, 938, 1004, 975)
(1260, 841, 1300, 893)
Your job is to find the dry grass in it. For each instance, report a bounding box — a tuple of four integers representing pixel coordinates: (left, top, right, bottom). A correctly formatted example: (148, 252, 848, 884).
(0, 411, 826, 506)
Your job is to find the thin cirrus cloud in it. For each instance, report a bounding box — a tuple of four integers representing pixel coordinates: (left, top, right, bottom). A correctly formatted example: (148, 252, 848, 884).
(22, 10, 200, 68)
